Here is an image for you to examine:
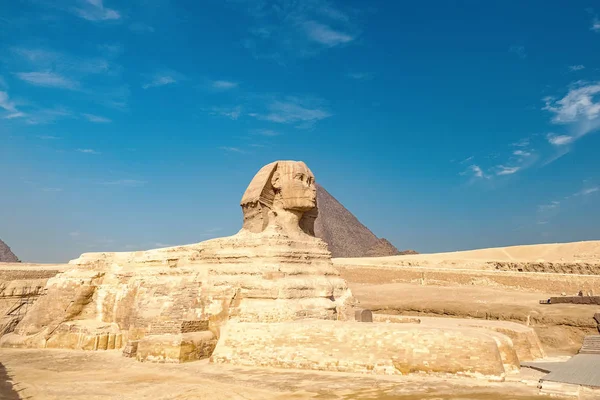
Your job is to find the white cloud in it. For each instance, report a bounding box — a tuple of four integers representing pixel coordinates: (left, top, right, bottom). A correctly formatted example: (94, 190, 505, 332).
(206, 106, 242, 120)
(260, 97, 331, 125)
(496, 165, 521, 175)
(592, 17, 600, 32)
(546, 133, 574, 146)
(512, 138, 530, 147)
(544, 83, 600, 123)
(77, 148, 100, 154)
(538, 200, 560, 213)
(4, 112, 26, 119)
(579, 187, 599, 196)
(237, 2, 359, 61)
(219, 146, 246, 154)
(142, 74, 178, 89)
(212, 80, 238, 90)
(509, 45, 526, 59)
(73, 0, 121, 21)
(470, 165, 484, 178)
(513, 150, 531, 156)
(82, 113, 111, 123)
(303, 21, 354, 47)
(569, 65, 585, 71)
(0, 91, 18, 113)
(16, 71, 79, 90)
(25, 107, 73, 125)
(41, 187, 63, 192)
(69, 231, 81, 238)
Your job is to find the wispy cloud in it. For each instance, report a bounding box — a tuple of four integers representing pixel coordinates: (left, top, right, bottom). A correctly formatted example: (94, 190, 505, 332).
(303, 20, 354, 47)
(41, 187, 63, 192)
(544, 83, 600, 123)
(251, 128, 280, 136)
(16, 72, 79, 90)
(206, 106, 242, 120)
(77, 148, 100, 154)
(592, 17, 600, 32)
(546, 133, 574, 146)
(496, 165, 521, 176)
(0, 91, 19, 115)
(469, 165, 485, 178)
(538, 200, 560, 213)
(73, 0, 121, 22)
(509, 44, 526, 59)
(25, 107, 73, 125)
(543, 82, 600, 146)
(569, 65, 585, 71)
(211, 80, 238, 90)
(219, 146, 246, 154)
(236, 1, 360, 61)
(142, 72, 182, 89)
(259, 96, 331, 126)
(580, 186, 599, 196)
(513, 149, 531, 156)
(82, 113, 111, 123)
(512, 138, 530, 147)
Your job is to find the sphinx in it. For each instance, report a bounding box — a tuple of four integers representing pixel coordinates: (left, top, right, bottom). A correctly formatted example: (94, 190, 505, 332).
(1, 160, 354, 362)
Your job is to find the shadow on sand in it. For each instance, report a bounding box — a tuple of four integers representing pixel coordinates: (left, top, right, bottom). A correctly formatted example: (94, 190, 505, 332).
(0, 362, 21, 400)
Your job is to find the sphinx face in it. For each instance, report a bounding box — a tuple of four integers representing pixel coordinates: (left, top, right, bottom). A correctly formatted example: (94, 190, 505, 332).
(274, 162, 317, 212)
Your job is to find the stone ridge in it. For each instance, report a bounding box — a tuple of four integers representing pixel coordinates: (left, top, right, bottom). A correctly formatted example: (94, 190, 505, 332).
(314, 184, 401, 258)
(0, 239, 19, 263)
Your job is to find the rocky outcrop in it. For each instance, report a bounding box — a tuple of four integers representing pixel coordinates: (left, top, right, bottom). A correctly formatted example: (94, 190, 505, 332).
(0, 240, 19, 263)
(314, 185, 401, 258)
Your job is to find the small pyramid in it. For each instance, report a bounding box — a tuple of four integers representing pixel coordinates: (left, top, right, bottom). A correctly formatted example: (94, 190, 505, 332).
(314, 184, 402, 258)
(0, 239, 20, 262)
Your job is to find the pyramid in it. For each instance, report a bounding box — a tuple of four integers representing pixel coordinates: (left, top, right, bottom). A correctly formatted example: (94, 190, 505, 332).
(314, 184, 403, 258)
(0, 239, 19, 262)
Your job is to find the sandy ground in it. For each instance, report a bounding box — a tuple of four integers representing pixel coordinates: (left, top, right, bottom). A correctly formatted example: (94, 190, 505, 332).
(336, 240, 600, 267)
(0, 348, 564, 400)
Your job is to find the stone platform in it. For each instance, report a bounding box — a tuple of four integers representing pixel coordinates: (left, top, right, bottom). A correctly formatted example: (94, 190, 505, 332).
(211, 319, 523, 380)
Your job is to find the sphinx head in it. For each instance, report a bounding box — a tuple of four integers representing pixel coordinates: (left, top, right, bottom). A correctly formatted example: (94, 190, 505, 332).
(240, 161, 317, 235)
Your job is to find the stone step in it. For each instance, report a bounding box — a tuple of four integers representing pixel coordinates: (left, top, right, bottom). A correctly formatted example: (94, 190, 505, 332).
(579, 335, 600, 354)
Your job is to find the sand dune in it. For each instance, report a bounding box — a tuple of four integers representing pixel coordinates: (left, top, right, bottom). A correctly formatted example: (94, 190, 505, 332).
(335, 240, 600, 265)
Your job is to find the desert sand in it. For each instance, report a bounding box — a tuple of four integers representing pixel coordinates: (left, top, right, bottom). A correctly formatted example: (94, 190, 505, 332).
(337, 240, 600, 266)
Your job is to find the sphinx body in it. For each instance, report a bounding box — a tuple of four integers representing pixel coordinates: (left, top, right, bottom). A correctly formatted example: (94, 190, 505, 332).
(1, 161, 353, 361)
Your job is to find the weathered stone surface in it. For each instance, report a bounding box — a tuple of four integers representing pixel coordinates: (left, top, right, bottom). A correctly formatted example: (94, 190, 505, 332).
(136, 331, 217, 363)
(211, 320, 517, 379)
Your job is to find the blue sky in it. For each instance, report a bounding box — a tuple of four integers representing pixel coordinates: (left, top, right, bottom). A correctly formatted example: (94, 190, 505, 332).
(1, 0, 600, 262)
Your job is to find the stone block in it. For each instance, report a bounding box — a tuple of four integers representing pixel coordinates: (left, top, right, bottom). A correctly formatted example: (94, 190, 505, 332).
(136, 331, 217, 363)
(354, 309, 373, 322)
(211, 320, 515, 379)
